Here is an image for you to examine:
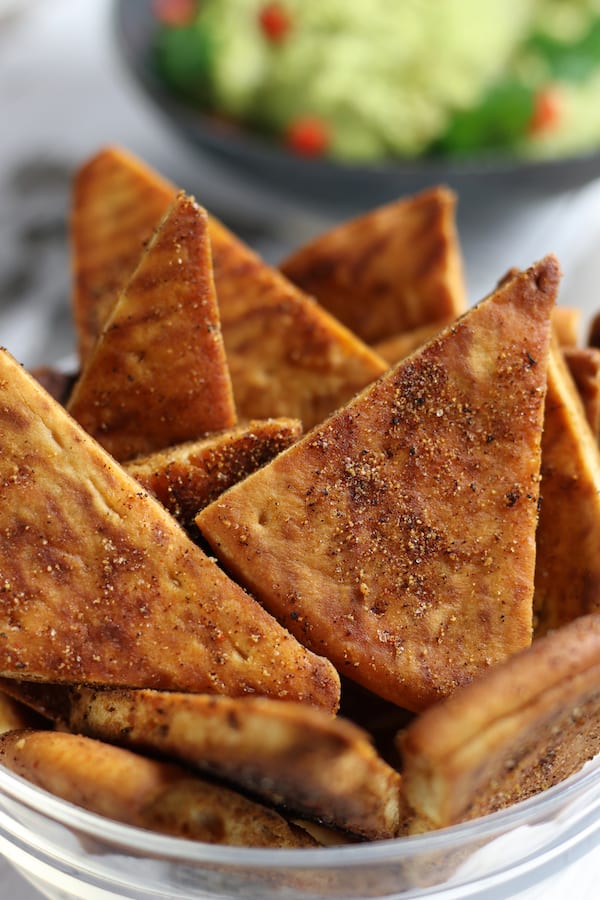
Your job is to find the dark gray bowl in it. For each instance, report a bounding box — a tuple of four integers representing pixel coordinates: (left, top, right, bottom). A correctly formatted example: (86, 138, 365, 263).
(113, 0, 600, 215)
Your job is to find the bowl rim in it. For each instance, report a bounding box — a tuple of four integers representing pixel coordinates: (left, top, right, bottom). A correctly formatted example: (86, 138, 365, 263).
(1, 750, 600, 871)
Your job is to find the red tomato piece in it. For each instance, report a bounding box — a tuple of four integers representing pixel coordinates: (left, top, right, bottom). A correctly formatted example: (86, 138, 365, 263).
(530, 84, 564, 135)
(285, 116, 330, 157)
(259, 3, 292, 43)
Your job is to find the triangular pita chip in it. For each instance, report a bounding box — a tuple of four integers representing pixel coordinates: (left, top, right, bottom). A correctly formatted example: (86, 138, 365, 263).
(0, 729, 317, 847)
(197, 257, 559, 711)
(374, 318, 454, 367)
(65, 687, 405, 840)
(399, 613, 600, 831)
(564, 346, 600, 440)
(71, 146, 176, 364)
(125, 418, 302, 528)
(208, 217, 387, 430)
(0, 349, 339, 712)
(67, 193, 237, 461)
(533, 342, 600, 636)
(280, 187, 466, 345)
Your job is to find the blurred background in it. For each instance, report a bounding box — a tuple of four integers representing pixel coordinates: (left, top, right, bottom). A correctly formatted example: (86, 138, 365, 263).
(0, 0, 600, 373)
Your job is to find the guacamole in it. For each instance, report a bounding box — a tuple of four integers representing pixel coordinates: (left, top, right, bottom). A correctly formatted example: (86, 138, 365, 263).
(154, 0, 600, 162)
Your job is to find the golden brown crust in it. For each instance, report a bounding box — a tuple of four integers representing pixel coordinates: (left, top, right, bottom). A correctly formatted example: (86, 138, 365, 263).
(373, 318, 455, 366)
(208, 216, 387, 430)
(552, 306, 581, 348)
(67, 194, 237, 461)
(564, 346, 600, 440)
(399, 614, 600, 831)
(197, 257, 559, 711)
(280, 187, 466, 345)
(125, 418, 302, 527)
(533, 342, 600, 635)
(67, 687, 405, 840)
(0, 729, 318, 847)
(0, 348, 340, 711)
(71, 146, 175, 364)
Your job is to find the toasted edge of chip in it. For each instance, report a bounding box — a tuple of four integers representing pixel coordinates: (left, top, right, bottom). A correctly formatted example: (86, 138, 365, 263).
(66, 687, 405, 840)
(280, 187, 466, 344)
(125, 418, 302, 527)
(208, 215, 388, 429)
(0, 348, 340, 712)
(533, 341, 600, 635)
(67, 193, 237, 461)
(71, 145, 175, 364)
(552, 306, 581, 348)
(399, 614, 600, 831)
(373, 318, 455, 367)
(564, 346, 600, 441)
(196, 256, 558, 711)
(0, 729, 317, 847)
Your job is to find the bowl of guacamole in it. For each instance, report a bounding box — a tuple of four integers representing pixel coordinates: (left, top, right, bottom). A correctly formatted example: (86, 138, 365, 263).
(114, 0, 600, 206)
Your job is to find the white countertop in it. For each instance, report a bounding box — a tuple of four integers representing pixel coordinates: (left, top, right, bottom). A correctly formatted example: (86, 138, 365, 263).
(1, 2, 600, 897)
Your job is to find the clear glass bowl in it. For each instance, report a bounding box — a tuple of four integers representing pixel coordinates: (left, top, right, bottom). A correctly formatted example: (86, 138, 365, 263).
(1, 753, 600, 900)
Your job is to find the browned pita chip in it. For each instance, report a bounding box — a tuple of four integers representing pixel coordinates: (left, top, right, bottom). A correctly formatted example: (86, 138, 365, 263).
(0, 691, 47, 734)
(71, 146, 175, 363)
(208, 217, 387, 430)
(280, 187, 466, 345)
(0, 729, 317, 847)
(67, 194, 236, 461)
(30, 366, 77, 405)
(0, 348, 340, 712)
(399, 613, 600, 832)
(552, 306, 580, 348)
(125, 418, 302, 528)
(533, 342, 600, 636)
(197, 257, 559, 711)
(373, 318, 455, 367)
(66, 687, 405, 841)
(588, 310, 600, 349)
(564, 346, 600, 440)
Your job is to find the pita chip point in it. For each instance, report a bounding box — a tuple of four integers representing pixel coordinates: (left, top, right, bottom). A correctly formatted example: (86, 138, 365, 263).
(0, 730, 317, 848)
(125, 418, 302, 528)
(66, 687, 405, 840)
(399, 614, 600, 832)
(197, 257, 559, 712)
(67, 193, 237, 462)
(280, 187, 466, 345)
(0, 348, 340, 712)
(71, 146, 175, 364)
(533, 342, 600, 636)
(208, 216, 388, 430)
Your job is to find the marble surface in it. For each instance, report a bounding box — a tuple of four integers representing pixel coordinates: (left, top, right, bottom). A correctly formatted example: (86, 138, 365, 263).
(1, 1, 600, 897)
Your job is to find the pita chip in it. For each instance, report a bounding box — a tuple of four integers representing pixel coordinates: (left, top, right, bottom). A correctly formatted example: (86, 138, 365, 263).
(374, 318, 455, 367)
(71, 146, 175, 364)
(399, 613, 600, 832)
(564, 346, 600, 440)
(66, 687, 405, 840)
(197, 257, 559, 711)
(67, 193, 237, 461)
(280, 187, 466, 345)
(0, 348, 340, 712)
(534, 343, 600, 636)
(208, 217, 387, 430)
(125, 418, 302, 528)
(0, 730, 317, 847)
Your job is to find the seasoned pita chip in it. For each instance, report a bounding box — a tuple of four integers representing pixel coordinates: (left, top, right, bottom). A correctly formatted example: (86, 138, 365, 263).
(125, 418, 302, 528)
(564, 346, 600, 440)
(66, 687, 405, 840)
(67, 194, 236, 461)
(280, 187, 466, 345)
(374, 319, 455, 367)
(589, 310, 600, 349)
(552, 306, 580, 348)
(533, 343, 600, 636)
(0, 349, 340, 712)
(399, 614, 600, 832)
(197, 257, 559, 711)
(71, 146, 175, 363)
(0, 729, 317, 847)
(208, 217, 387, 430)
